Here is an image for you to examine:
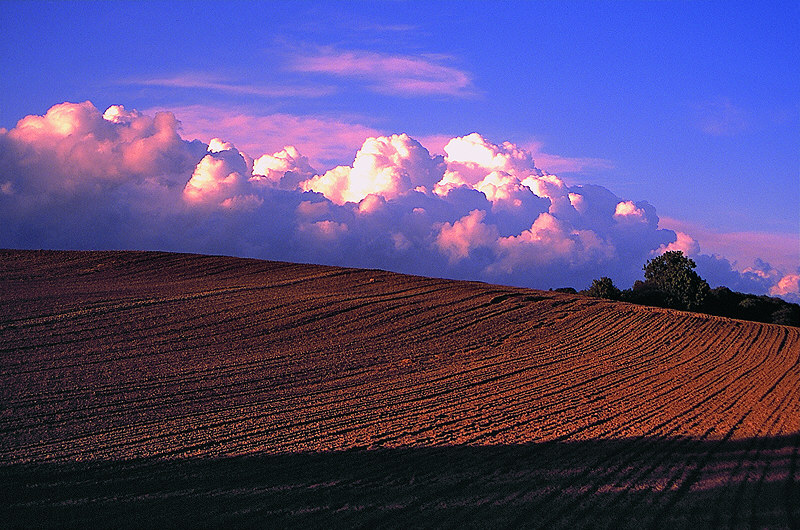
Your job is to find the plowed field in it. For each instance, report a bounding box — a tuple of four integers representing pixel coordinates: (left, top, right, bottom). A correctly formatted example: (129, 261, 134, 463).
(1, 250, 798, 528)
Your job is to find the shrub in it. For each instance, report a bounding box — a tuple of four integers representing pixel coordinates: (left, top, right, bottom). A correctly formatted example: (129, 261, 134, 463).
(553, 287, 578, 294)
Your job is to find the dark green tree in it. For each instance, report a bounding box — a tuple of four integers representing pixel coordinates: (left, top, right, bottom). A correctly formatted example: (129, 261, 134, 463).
(584, 277, 621, 300)
(642, 251, 710, 311)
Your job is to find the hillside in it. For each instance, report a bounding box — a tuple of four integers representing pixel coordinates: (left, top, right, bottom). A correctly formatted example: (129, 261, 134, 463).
(1, 250, 798, 528)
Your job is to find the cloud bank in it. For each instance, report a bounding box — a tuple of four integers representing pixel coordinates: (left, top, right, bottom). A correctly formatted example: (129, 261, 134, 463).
(1, 101, 797, 301)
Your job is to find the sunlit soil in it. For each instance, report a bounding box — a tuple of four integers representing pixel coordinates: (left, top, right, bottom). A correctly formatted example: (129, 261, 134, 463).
(1, 250, 798, 527)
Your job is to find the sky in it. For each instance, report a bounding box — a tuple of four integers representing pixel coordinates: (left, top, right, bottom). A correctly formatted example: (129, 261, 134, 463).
(1, 1, 798, 300)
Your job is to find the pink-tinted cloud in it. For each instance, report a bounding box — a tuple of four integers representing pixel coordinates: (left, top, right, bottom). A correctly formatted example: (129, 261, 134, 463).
(523, 140, 614, 174)
(183, 147, 257, 210)
(444, 134, 536, 178)
(613, 200, 648, 223)
(290, 46, 475, 97)
(2, 101, 199, 196)
(435, 209, 498, 262)
(435, 133, 541, 200)
(298, 219, 349, 241)
(494, 213, 613, 274)
(657, 231, 701, 257)
(365, 23, 419, 33)
(251, 146, 316, 190)
(659, 217, 799, 274)
(656, 216, 800, 300)
(770, 274, 800, 303)
(402, 135, 614, 177)
(131, 74, 333, 98)
(414, 134, 452, 156)
(301, 133, 444, 204)
(147, 104, 381, 168)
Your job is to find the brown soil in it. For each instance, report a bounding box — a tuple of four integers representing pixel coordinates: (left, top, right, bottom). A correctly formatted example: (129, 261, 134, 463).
(1, 249, 798, 528)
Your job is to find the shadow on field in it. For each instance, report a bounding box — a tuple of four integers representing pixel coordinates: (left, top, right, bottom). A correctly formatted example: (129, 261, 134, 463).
(2, 435, 798, 529)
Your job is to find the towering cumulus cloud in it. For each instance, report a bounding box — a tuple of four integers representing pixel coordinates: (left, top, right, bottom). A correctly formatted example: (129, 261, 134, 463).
(301, 134, 444, 204)
(1, 101, 796, 300)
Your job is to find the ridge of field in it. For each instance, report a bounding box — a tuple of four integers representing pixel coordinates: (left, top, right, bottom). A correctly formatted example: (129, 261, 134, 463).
(1, 249, 798, 527)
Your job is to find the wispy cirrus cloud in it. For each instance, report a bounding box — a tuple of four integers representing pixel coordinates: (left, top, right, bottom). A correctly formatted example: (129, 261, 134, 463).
(129, 73, 334, 98)
(289, 46, 476, 97)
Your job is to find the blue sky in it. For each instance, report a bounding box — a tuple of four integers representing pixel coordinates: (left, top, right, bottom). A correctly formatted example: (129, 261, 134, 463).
(1, 1, 798, 297)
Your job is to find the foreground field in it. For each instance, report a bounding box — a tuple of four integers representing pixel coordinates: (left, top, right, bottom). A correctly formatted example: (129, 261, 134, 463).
(1, 250, 798, 527)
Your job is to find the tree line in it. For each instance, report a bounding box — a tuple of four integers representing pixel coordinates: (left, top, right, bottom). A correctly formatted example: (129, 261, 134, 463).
(560, 251, 799, 327)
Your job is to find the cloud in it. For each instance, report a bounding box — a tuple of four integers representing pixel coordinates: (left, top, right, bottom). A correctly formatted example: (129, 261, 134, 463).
(441, 133, 538, 185)
(129, 73, 333, 98)
(301, 133, 445, 204)
(290, 46, 475, 97)
(493, 213, 613, 275)
(252, 146, 317, 190)
(694, 97, 749, 136)
(149, 104, 381, 169)
(1, 101, 795, 301)
(523, 140, 614, 174)
(435, 209, 498, 263)
(770, 274, 800, 303)
(183, 146, 256, 209)
(368, 23, 419, 33)
(1, 101, 202, 197)
(659, 217, 799, 274)
(298, 219, 349, 241)
(414, 134, 452, 156)
(102, 105, 141, 124)
(613, 201, 648, 223)
(657, 231, 701, 256)
(655, 217, 800, 298)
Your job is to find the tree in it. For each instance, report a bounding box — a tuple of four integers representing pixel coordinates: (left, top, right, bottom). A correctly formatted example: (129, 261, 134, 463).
(642, 251, 709, 311)
(584, 277, 621, 300)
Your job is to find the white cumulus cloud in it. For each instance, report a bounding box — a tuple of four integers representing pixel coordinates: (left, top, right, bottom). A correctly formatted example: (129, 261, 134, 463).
(301, 133, 444, 204)
(252, 146, 317, 190)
